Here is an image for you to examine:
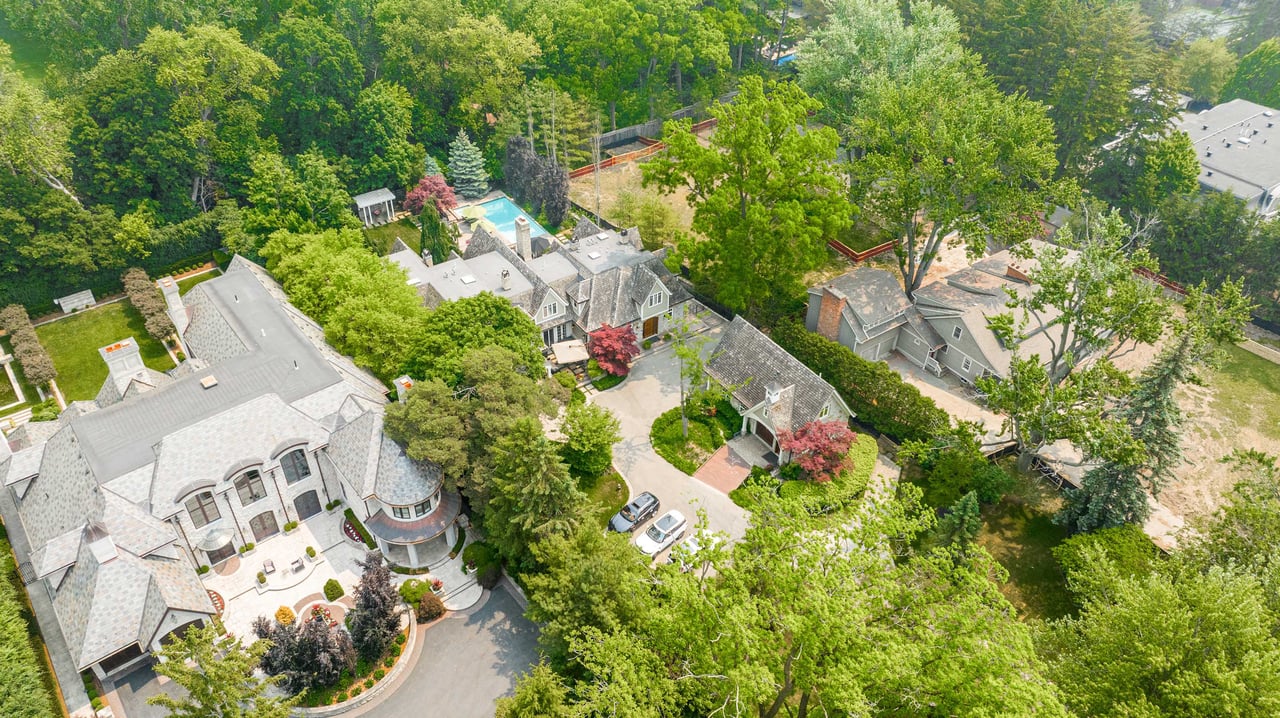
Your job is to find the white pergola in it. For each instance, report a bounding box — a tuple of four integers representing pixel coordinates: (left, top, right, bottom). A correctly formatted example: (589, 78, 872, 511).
(353, 188, 396, 228)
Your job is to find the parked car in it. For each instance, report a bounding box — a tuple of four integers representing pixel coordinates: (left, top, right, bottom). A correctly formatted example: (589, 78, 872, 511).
(635, 510, 688, 556)
(667, 530, 724, 572)
(608, 491, 660, 533)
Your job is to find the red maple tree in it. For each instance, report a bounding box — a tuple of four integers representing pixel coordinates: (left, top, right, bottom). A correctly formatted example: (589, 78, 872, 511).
(588, 324, 640, 376)
(778, 420, 856, 483)
(404, 175, 458, 216)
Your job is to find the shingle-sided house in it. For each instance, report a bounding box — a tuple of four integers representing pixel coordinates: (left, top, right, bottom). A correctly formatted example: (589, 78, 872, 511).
(705, 316, 853, 460)
(807, 242, 1079, 385)
(391, 217, 693, 348)
(0, 257, 459, 680)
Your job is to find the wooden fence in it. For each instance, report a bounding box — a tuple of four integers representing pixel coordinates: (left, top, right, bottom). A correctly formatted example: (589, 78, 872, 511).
(1133, 266, 1187, 296)
(568, 118, 721, 179)
(828, 239, 896, 263)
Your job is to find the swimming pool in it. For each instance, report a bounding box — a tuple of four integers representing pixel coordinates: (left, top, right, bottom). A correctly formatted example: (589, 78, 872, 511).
(477, 196, 550, 244)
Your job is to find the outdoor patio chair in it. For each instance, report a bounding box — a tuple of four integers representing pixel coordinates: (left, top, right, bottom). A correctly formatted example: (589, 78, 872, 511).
(291, 558, 305, 573)
(263, 559, 276, 574)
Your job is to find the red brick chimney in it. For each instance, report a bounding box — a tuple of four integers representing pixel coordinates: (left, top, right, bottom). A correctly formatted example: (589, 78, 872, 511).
(816, 286, 846, 341)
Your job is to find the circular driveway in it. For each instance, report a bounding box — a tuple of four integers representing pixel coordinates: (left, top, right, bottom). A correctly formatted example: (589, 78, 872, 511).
(355, 585, 539, 718)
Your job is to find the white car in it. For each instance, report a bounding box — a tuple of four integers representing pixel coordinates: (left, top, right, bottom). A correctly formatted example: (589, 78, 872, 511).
(635, 510, 688, 556)
(667, 530, 724, 572)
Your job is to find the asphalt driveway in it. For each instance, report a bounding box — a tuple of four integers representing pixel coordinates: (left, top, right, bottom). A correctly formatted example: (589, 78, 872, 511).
(360, 586, 539, 718)
(591, 327, 751, 547)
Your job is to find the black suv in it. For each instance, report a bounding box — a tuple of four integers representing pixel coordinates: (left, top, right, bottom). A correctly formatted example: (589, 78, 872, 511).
(608, 491, 660, 533)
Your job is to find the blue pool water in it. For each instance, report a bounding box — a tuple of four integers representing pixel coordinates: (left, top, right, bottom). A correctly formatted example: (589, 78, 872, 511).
(776, 53, 796, 65)
(477, 196, 550, 244)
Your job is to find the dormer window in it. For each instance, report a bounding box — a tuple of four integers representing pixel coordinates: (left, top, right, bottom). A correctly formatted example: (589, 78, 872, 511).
(185, 491, 221, 528)
(234, 470, 268, 506)
(648, 291, 663, 307)
(414, 497, 434, 516)
(392, 505, 411, 520)
(280, 449, 311, 484)
(820, 404, 830, 419)
(543, 302, 559, 318)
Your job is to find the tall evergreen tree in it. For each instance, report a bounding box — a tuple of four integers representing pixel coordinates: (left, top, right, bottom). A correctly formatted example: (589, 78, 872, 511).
(503, 135, 538, 205)
(539, 157, 570, 227)
(448, 128, 489, 199)
(347, 552, 403, 662)
(938, 490, 982, 557)
(486, 417, 587, 570)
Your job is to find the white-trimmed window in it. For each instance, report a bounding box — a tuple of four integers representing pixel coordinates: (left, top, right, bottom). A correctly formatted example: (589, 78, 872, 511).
(819, 404, 830, 419)
(392, 505, 412, 520)
(952, 326, 964, 340)
(543, 302, 559, 318)
(186, 491, 221, 528)
(648, 291, 663, 307)
(234, 470, 268, 506)
(414, 498, 434, 516)
(962, 357, 973, 372)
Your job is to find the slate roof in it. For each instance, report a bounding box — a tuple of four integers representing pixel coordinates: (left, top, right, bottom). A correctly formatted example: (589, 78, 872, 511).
(706, 316, 849, 432)
(364, 490, 461, 544)
(818, 267, 912, 330)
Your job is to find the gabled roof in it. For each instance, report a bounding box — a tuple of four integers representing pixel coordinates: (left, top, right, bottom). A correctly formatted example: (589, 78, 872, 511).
(815, 267, 912, 331)
(706, 317, 850, 431)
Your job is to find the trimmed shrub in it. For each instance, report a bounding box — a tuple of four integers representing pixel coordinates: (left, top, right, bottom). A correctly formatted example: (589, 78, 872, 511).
(239, 542, 255, 554)
(772, 321, 950, 443)
(395, 633, 406, 646)
(121, 267, 175, 342)
(461, 542, 498, 567)
(257, 572, 267, 585)
(553, 369, 577, 390)
(1053, 523, 1159, 603)
(398, 579, 429, 606)
(324, 578, 345, 601)
(384, 656, 395, 668)
(373, 669, 386, 681)
(364, 678, 374, 689)
(777, 435, 878, 516)
(196, 564, 210, 575)
(326, 499, 343, 511)
(306, 546, 317, 558)
(417, 592, 446, 622)
(476, 562, 502, 590)
(283, 520, 299, 532)
(275, 606, 296, 626)
(0, 304, 57, 386)
(350, 686, 362, 697)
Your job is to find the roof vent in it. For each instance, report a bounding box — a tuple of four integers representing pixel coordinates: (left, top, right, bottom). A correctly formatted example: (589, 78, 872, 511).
(200, 375, 218, 389)
(460, 275, 477, 284)
(595, 232, 608, 241)
(587, 251, 602, 260)
(1202, 124, 1208, 130)
(1265, 111, 1275, 117)
(1207, 170, 1214, 176)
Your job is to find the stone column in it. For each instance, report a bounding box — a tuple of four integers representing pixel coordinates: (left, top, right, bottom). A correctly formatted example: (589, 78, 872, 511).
(444, 521, 458, 548)
(407, 541, 420, 569)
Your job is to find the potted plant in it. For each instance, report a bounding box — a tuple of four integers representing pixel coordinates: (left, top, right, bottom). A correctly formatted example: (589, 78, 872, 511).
(239, 542, 256, 556)
(305, 546, 317, 561)
(283, 520, 299, 534)
(256, 572, 267, 593)
(430, 578, 444, 594)
(325, 499, 343, 514)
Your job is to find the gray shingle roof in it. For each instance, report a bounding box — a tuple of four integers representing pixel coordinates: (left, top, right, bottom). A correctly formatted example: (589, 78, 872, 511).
(706, 316, 847, 431)
(816, 267, 912, 331)
(373, 434, 443, 506)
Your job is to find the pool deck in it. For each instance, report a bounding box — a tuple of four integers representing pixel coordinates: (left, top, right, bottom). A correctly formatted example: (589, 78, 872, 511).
(457, 192, 551, 246)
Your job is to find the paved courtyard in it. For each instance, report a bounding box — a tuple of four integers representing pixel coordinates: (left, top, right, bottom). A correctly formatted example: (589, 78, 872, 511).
(592, 319, 751, 553)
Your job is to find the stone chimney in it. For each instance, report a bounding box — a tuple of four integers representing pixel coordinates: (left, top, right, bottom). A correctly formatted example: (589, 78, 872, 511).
(501, 269, 512, 291)
(392, 375, 415, 402)
(815, 286, 846, 341)
(100, 338, 148, 395)
(156, 276, 190, 336)
(515, 216, 533, 261)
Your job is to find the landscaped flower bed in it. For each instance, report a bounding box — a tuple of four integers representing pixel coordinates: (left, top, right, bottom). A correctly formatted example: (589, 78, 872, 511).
(299, 630, 410, 707)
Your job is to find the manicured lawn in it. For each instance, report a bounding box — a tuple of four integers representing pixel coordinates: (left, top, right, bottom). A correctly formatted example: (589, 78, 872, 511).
(976, 468, 1072, 621)
(177, 268, 221, 295)
(36, 302, 175, 402)
(1210, 343, 1280, 441)
(650, 399, 742, 475)
(364, 218, 421, 256)
(585, 470, 628, 528)
(0, 525, 62, 718)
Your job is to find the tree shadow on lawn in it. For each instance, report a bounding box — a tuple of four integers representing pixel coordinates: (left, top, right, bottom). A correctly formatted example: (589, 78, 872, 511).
(977, 494, 1073, 622)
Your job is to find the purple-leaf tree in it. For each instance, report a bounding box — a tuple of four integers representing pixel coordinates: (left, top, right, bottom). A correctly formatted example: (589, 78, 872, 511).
(778, 421, 857, 483)
(588, 324, 640, 376)
(404, 175, 458, 216)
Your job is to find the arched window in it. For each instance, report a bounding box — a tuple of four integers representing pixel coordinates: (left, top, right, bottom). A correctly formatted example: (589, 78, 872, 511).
(234, 470, 268, 506)
(280, 449, 311, 485)
(185, 491, 220, 528)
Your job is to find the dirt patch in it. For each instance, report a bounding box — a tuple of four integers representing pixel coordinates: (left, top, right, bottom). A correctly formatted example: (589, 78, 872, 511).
(569, 159, 696, 234)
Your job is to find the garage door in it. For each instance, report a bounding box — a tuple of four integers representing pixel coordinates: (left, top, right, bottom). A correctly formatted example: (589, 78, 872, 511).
(293, 490, 322, 520)
(753, 421, 776, 450)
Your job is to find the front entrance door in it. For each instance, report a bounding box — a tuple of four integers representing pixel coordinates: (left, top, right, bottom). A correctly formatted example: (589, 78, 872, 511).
(293, 490, 322, 520)
(642, 316, 659, 338)
(753, 420, 776, 451)
(249, 511, 279, 542)
(206, 543, 235, 565)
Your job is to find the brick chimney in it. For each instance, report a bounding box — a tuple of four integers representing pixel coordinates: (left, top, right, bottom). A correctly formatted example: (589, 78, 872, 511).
(815, 286, 846, 341)
(515, 216, 533, 261)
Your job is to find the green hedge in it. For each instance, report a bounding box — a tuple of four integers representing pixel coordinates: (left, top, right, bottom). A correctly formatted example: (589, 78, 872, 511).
(772, 321, 950, 443)
(344, 509, 377, 549)
(778, 434, 879, 515)
(0, 529, 61, 718)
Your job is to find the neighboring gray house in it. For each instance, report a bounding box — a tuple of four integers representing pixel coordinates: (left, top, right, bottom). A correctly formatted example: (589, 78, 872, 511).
(1177, 98, 1280, 217)
(391, 217, 692, 347)
(706, 316, 853, 460)
(807, 242, 1075, 385)
(0, 257, 459, 680)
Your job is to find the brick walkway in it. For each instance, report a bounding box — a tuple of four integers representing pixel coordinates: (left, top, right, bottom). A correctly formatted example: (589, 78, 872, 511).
(693, 436, 772, 494)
